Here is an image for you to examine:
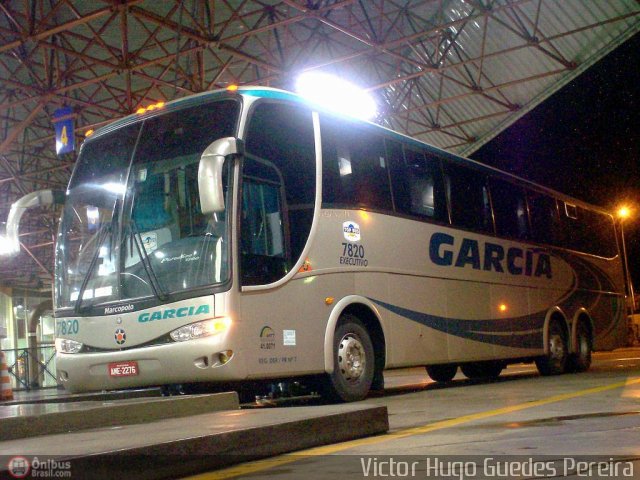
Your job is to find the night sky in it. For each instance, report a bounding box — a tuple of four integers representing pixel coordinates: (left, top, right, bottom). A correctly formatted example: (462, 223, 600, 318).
(471, 33, 640, 292)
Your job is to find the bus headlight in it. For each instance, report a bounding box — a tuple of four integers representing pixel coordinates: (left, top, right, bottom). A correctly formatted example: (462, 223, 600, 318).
(170, 317, 232, 342)
(55, 338, 83, 354)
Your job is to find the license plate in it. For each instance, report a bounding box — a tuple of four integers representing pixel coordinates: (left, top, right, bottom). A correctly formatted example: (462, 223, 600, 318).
(108, 361, 139, 377)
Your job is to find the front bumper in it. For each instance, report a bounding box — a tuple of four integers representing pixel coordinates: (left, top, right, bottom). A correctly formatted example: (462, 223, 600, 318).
(56, 336, 246, 392)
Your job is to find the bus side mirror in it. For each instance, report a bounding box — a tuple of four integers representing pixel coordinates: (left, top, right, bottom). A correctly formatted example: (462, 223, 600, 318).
(198, 137, 244, 214)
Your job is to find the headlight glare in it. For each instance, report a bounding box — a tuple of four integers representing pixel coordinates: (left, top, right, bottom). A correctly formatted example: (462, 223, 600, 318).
(170, 317, 231, 342)
(55, 338, 83, 354)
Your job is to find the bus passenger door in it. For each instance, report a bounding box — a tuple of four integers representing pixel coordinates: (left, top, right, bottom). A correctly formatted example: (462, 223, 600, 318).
(238, 101, 321, 378)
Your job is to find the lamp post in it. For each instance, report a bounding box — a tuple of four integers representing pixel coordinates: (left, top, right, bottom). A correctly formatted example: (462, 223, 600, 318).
(617, 206, 635, 315)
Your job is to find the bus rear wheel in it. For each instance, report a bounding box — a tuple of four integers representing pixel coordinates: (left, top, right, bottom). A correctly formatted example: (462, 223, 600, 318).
(426, 364, 457, 383)
(536, 320, 568, 376)
(460, 361, 503, 380)
(325, 316, 375, 402)
(567, 321, 592, 373)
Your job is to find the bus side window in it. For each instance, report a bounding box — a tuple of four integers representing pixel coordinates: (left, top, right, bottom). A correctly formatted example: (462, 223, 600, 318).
(321, 117, 392, 211)
(560, 204, 584, 252)
(489, 178, 530, 240)
(577, 207, 617, 257)
(443, 162, 493, 234)
(528, 191, 563, 246)
(242, 173, 285, 258)
(388, 140, 446, 222)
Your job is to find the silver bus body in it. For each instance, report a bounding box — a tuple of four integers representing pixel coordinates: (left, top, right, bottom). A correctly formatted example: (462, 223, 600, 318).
(55, 87, 626, 397)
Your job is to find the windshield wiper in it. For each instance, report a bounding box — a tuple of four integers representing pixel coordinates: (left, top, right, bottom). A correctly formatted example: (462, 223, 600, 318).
(74, 223, 112, 313)
(129, 220, 168, 302)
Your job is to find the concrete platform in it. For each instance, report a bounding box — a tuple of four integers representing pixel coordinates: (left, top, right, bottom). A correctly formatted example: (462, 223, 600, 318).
(2, 387, 162, 406)
(0, 391, 240, 441)
(0, 403, 389, 479)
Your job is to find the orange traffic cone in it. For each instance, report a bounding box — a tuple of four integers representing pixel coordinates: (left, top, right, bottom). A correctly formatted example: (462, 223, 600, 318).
(0, 351, 13, 401)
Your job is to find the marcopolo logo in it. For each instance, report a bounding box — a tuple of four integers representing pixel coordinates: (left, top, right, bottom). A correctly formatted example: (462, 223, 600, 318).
(343, 221, 361, 242)
(138, 304, 210, 323)
(160, 252, 200, 263)
(104, 304, 134, 315)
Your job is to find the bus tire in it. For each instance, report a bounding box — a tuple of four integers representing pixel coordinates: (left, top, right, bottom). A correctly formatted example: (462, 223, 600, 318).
(325, 316, 375, 402)
(460, 361, 503, 380)
(536, 320, 568, 376)
(567, 321, 592, 373)
(426, 364, 457, 383)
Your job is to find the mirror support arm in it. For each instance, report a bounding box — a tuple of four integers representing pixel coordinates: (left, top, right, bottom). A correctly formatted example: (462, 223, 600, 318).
(0, 189, 65, 255)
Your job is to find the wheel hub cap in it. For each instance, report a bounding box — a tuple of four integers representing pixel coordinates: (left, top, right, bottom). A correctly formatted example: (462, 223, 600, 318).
(549, 334, 565, 360)
(579, 335, 589, 355)
(338, 334, 365, 382)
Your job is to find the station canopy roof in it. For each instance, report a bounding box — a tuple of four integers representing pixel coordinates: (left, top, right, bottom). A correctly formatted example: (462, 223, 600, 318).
(0, 0, 638, 288)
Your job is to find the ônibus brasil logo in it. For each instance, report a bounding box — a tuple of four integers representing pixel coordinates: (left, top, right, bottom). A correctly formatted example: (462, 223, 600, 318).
(7, 457, 72, 478)
(7, 456, 30, 478)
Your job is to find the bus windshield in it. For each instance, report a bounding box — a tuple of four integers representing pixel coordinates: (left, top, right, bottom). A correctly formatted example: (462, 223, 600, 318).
(55, 99, 240, 310)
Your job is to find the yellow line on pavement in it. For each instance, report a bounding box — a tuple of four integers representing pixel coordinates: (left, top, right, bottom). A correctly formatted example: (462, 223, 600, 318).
(188, 377, 640, 480)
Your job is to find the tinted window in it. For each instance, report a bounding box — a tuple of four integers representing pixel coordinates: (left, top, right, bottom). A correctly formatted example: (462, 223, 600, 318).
(596, 212, 618, 257)
(528, 191, 563, 246)
(579, 208, 617, 257)
(242, 177, 285, 257)
(561, 205, 586, 252)
(443, 162, 493, 233)
(134, 100, 240, 165)
(388, 141, 447, 222)
(321, 116, 392, 211)
(70, 123, 141, 190)
(243, 102, 316, 285)
(528, 193, 617, 256)
(489, 178, 530, 240)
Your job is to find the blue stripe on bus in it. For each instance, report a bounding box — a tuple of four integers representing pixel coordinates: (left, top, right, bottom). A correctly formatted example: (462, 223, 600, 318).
(554, 252, 623, 340)
(368, 298, 545, 349)
(367, 247, 623, 349)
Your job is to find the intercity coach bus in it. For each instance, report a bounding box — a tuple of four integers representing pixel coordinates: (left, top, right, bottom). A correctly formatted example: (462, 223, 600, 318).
(48, 86, 625, 401)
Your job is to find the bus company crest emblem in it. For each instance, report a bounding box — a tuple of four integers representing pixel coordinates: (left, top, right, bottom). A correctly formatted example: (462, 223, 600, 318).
(115, 328, 127, 345)
(343, 221, 361, 242)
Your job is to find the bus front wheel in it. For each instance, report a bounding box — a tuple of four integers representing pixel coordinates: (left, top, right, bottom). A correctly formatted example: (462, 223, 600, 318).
(536, 320, 568, 376)
(426, 364, 457, 383)
(325, 316, 375, 402)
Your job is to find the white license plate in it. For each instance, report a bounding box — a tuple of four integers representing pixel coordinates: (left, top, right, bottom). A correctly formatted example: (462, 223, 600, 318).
(108, 361, 139, 377)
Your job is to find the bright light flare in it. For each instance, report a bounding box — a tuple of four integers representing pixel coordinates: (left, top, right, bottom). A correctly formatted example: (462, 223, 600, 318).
(617, 206, 631, 220)
(0, 234, 19, 255)
(101, 182, 127, 195)
(296, 72, 377, 120)
(207, 316, 232, 335)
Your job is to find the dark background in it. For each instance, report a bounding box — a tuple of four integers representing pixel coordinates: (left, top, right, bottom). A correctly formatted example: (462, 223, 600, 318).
(472, 33, 639, 293)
